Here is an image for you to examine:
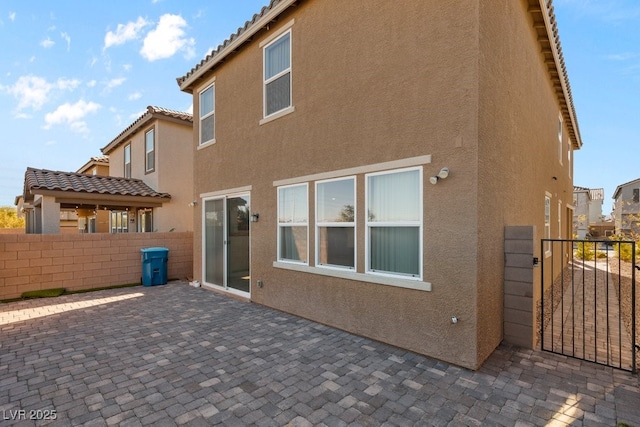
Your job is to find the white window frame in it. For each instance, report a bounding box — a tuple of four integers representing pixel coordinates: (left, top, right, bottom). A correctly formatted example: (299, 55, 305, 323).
(365, 167, 423, 280)
(315, 176, 356, 271)
(199, 83, 215, 146)
(558, 200, 562, 239)
(277, 183, 308, 265)
(558, 114, 563, 165)
(145, 128, 155, 173)
(262, 29, 293, 121)
(124, 144, 131, 178)
(545, 193, 552, 257)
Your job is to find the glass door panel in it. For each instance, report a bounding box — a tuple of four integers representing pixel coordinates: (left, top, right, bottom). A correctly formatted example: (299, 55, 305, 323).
(227, 196, 250, 293)
(204, 199, 224, 286)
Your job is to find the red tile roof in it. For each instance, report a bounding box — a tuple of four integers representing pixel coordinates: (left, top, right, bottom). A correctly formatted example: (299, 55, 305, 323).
(24, 168, 171, 201)
(101, 106, 192, 154)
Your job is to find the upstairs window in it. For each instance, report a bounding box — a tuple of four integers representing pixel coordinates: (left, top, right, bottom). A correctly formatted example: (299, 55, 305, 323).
(124, 144, 131, 178)
(200, 84, 215, 145)
(633, 188, 639, 203)
(145, 129, 155, 173)
(558, 115, 563, 165)
(264, 31, 291, 117)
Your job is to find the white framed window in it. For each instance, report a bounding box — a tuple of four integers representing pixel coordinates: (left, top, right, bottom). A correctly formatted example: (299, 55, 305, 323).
(558, 200, 562, 239)
(278, 183, 308, 264)
(110, 211, 129, 233)
(567, 138, 572, 178)
(316, 177, 356, 270)
(138, 209, 153, 232)
(124, 144, 131, 178)
(200, 84, 215, 145)
(264, 30, 291, 118)
(558, 115, 563, 165)
(366, 167, 422, 279)
(545, 193, 551, 256)
(145, 128, 155, 173)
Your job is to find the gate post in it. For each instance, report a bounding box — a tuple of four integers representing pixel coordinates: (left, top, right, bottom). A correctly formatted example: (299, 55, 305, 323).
(504, 226, 535, 348)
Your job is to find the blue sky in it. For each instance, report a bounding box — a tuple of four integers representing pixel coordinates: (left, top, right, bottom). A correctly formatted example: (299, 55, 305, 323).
(0, 1, 638, 216)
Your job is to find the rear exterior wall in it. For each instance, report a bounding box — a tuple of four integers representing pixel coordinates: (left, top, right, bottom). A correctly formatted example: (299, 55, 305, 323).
(191, 0, 485, 369)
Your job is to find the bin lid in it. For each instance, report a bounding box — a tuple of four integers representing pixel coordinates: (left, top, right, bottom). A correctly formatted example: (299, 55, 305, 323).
(140, 247, 169, 253)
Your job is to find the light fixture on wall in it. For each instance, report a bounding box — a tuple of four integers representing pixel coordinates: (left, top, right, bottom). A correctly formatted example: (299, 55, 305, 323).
(250, 213, 260, 222)
(188, 200, 198, 207)
(429, 167, 450, 185)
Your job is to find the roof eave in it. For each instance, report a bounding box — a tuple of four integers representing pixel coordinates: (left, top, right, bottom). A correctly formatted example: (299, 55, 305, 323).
(178, 0, 298, 94)
(530, 0, 583, 150)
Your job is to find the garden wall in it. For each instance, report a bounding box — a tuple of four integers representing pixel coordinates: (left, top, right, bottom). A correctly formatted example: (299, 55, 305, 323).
(0, 232, 193, 300)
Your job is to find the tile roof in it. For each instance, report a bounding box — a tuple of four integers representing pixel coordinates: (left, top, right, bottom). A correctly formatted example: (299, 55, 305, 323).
(102, 106, 192, 154)
(177, 0, 296, 92)
(23, 168, 171, 201)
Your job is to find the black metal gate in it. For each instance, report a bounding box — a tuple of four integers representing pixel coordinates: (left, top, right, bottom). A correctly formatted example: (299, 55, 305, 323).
(540, 239, 637, 373)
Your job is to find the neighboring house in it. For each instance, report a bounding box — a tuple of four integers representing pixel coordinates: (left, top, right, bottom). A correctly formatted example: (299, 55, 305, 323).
(77, 156, 110, 176)
(76, 156, 111, 232)
(101, 106, 194, 233)
(177, 0, 581, 369)
(573, 186, 604, 239)
(612, 178, 640, 237)
(20, 168, 171, 234)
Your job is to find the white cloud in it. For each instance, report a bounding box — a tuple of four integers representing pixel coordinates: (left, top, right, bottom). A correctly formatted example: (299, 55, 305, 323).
(104, 17, 149, 50)
(40, 37, 55, 48)
(44, 100, 101, 133)
(128, 91, 142, 101)
(61, 32, 71, 51)
(105, 77, 126, 90)
(2, 76, 80, 111)
(9, 12, 16, 22)
(140, 14, 195, 61)
(87, 80, 97, 88)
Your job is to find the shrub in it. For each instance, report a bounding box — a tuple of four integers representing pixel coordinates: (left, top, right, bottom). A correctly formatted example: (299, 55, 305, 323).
(574, 242, 596, 261)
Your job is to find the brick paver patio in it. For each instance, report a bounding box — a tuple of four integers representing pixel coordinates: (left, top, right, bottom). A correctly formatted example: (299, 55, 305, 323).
(1, 282, 639, 426)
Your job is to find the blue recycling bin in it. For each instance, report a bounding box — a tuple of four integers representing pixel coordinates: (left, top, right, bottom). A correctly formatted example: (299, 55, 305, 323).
(141, 247, 169, 286)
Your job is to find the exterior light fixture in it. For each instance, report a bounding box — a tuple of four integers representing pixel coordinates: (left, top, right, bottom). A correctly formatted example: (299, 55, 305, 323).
(430, 167, 450, 185)
(188, 200, 198, 207)
(250, 213, 260, 222)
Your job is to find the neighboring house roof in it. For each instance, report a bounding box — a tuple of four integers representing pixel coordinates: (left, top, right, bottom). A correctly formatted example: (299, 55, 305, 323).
(77, 156, 109, 174)
(176, 0, 582, 150)
(23, 168, 171, 205)
(101, 106, 193, 155)
(613, 177, 640, 200)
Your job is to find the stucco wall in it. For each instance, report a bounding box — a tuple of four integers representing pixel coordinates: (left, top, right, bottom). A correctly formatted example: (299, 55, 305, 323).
(156, 120, 195, 232)
(0, 232, 193, 300)
(107, 118, 193, 232)
(190, 0, 485, 369)
(477, 0, 575, 356)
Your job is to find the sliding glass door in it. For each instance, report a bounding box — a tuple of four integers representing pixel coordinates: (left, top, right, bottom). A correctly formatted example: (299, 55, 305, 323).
(203, 195, 250, 294)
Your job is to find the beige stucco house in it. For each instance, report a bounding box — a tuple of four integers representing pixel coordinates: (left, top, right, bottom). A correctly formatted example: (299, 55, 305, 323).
(613, 178, 640, 237)
(19, 107, 192, 235)
(101, 106, 194, 233)
(573, 186, 605, 239)
(177, 0, 581, 369)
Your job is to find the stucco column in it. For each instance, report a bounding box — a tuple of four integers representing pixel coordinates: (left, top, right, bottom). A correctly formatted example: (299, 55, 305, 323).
(40, 195, 61, 234)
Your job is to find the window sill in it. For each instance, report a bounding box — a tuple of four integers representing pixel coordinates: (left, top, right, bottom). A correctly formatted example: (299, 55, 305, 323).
(273, 261, 432, 292)
(260, 106, 295, 125)
(197, 139, 217, 150)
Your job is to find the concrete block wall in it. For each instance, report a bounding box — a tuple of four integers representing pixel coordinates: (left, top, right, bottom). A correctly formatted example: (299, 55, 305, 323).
(503, 226, 534, 348)
(0, 232, 193, 300)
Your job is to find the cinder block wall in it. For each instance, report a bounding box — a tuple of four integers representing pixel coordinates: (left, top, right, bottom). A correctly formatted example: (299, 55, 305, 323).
(503, 226, 534, 348)
(0, 232, 193, 300)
